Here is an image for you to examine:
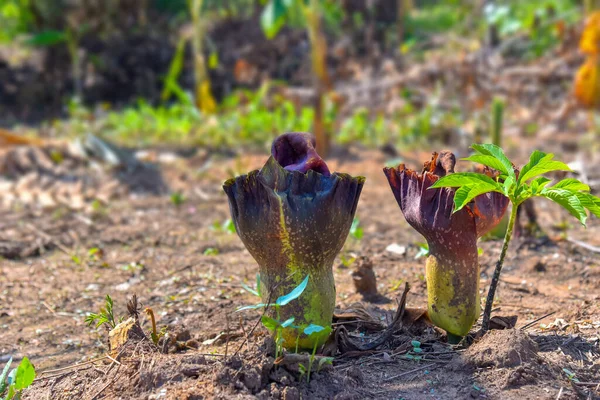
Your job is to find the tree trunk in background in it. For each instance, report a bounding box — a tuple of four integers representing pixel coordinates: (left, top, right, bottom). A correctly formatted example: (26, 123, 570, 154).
(305, 0, 332, 156)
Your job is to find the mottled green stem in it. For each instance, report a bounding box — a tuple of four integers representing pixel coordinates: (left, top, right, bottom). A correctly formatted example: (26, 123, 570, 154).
(482, 203, 518, 332)
(426, 238, 480, 337)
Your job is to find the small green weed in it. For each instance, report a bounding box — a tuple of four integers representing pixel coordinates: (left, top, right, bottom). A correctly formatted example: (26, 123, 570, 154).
(0, 357, 36, 400)
(85, 294, 121, 329)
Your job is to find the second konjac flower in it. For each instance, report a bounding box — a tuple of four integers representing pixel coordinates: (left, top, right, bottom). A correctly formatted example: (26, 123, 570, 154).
(383, 151, 509, 340)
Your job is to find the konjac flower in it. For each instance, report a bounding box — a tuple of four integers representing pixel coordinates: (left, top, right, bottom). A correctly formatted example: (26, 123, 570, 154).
(383, 151, 508, 341)
(224, 132, 364, 349)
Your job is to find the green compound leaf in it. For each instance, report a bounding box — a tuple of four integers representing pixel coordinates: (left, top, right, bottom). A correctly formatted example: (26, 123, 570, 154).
(551, 178, 590, 192)
(573, 192, 600, 218)
(276, 274, 309, 306)
(518, 151, 571, 184)
(540, 188, 587, 226)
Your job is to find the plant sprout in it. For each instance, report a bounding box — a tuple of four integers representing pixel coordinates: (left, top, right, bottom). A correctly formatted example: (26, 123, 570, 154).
(238, 274, 309, 358)
(300, 324, 333, 382)
(0, 357, 36, 400)
(85, 294, 120, 329)
(431, 144, 600, 332)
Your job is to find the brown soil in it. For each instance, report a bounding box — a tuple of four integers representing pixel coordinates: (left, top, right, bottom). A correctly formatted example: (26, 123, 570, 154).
(0, 143, 599, 399)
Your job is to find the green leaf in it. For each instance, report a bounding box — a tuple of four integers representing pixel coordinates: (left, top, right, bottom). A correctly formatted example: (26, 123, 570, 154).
(317, 356, 334, 371)
(551, 178, 590, 192)
(518, 151, 571, 184)
(0, 357, 12, 395)
(303, 324, 332, 338)
(236, 303, 268, 312)
(350, 218, 363, 240)
(261, 0, 288, 39)
(429, 173, 503, 190)
(414, 242, 429, 259)
(303, 324, 325, 335)
(256, 273, 262, 297)
(241, 282, 260, 297)
(208, 51, 219, 69)
(26, 30, 67, 46)
(461, 155, 511, 177)
(161, 37, 187, 102)
(14, 357, 35, 391)
(261, 315, 279, 330)
(453, 183, 506, 213)
(276, 274, 309, 306)
(6, 383, 15, 399)
(470, 144, 515, 179)
(540, 189, 587, 226)
(502, 175, 515, 196)
(573, 192, 600, 218)
(530, 177, 552, 194)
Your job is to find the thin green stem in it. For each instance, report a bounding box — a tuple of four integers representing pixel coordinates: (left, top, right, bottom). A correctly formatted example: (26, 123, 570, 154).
(307, 341, 317, 382)
(491, 97, 504, 147)
(482, 203, 518, 332)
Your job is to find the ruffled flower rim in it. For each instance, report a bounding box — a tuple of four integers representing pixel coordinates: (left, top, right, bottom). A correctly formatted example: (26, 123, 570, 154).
(383, 151, 509, 238)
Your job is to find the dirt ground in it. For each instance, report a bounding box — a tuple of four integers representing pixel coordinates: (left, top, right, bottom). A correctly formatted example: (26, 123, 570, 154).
(0, 142, 599, 399)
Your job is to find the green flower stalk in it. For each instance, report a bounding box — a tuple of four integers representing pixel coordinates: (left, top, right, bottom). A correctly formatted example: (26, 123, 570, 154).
(383, 151, 509, 341)
(224, 132, 364, 349)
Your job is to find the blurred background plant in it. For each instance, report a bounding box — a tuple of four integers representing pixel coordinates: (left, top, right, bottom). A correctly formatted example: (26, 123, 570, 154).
(0, 0, 593, 154)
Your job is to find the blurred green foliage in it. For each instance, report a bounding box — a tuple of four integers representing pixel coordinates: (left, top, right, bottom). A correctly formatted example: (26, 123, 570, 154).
(56, 85, 462, 150)
(1, 0, 585, 150)
(0, 0, 33, 42)
(57, 83, 323, 148)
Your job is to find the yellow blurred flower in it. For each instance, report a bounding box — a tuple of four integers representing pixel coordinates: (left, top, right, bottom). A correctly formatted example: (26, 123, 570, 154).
(574, 56, 600, 108)
(580, 11, 600, 55)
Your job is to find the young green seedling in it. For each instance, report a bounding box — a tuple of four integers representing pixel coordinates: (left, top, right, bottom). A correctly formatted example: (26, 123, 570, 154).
(301, 324, 333, 382)
(0, 357, 36, 400)
(431, 144, 600, 332)
(339, 217, 363, 268)
(85, 294, 120, 329)
(238, 274, 309, 356)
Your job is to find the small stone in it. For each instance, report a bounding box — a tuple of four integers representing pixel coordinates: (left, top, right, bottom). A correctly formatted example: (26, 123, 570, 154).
(385, 243, 406, 255)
